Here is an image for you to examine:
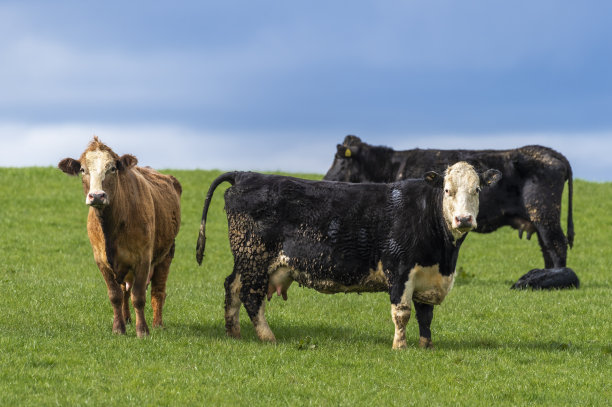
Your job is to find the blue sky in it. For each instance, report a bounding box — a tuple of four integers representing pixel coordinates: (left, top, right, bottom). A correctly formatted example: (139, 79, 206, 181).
(1, 1, 611, 180)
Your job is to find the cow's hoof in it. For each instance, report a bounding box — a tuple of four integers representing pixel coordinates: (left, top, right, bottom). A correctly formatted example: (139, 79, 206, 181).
(226, 325, 241, 339)
(511, 267, 579, 290)
(419, 337, 434, 349)
(226, 331, 241, 339)
(257, 332, 277, 343)
(392, 340, 408, 350)
(112, 321, 126, 335)
(136, 325, 150, 338)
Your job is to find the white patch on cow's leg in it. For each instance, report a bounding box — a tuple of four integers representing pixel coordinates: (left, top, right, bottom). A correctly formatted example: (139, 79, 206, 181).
(224, 273, 242, 338)
(391, 303, 411, 349)
(121, 283, 132, 324)
(253, 300, 276, 343)
(391, 273, 415, 349)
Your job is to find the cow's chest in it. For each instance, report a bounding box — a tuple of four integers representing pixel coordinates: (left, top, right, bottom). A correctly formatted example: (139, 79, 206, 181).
(404, 264, 455, 305)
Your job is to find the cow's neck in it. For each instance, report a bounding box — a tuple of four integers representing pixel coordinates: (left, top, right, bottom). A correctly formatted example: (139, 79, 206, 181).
(92, 206, 117, 269)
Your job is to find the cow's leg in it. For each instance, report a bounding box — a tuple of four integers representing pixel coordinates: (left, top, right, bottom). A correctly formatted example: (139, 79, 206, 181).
(131, 263, 151, 338)
(241, 289, 275, 343)
(390, 269, 413, 349)
(150, 250, 173, 329)
(414, 301, 434, 349)
(238, 264, 275, 342)
(224, 269, 242, 339)
(121, 283, 131, 324)
(391, 302, 411, 349)
(534, 224, 567, 268)
(524, 178, 567, 268)
(97, 263, 126, 334)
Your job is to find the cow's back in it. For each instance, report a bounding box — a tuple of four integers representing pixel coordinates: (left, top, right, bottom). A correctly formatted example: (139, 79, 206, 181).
(224, 173, 393, 280)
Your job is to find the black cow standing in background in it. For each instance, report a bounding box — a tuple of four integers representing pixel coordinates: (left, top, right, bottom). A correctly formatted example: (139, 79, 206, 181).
(197, 162, 501, 348)
(324, 135, 577, 288)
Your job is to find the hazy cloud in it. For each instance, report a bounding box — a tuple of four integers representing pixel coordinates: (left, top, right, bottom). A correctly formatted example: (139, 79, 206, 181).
(1, 122, 610, 181)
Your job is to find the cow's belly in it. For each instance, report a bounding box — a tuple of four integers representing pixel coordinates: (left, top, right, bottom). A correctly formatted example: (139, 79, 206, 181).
(408, 264, 455, 305)
(267, 253, 389, 295)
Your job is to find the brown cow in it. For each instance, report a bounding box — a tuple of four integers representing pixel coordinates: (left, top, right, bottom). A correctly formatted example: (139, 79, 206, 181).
(59, 137, 181, 337)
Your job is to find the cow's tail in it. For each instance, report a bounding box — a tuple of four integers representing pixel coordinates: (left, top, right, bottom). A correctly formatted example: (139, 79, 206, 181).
(196, 172, 237, 265)
(566, 161, 574, 249)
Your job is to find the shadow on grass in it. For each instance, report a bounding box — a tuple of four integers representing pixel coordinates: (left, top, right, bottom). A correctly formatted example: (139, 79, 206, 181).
(168, 319, 610, 356)
(170, 319, 390, 346)
(436, 337, 608, 354)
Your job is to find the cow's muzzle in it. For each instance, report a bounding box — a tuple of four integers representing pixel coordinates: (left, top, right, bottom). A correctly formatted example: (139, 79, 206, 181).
(454, 215, 475, 232)
(86, 191, 109, 208)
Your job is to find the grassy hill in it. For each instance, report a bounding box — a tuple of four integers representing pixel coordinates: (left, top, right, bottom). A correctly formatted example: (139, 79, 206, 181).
(0, 167, 610, 405)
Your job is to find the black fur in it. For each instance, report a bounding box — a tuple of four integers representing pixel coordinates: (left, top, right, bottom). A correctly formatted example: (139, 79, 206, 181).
(324, 136, 575, 272)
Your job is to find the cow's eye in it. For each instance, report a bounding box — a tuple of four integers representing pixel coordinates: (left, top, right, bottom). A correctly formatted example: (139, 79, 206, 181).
(80, 168, 85, 174)
(109, 167, 117, 173)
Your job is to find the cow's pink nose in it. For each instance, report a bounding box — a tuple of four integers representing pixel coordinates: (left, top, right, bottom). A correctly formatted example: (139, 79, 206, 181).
(87, 191, 108, 205)
(455, 215, 473, 227)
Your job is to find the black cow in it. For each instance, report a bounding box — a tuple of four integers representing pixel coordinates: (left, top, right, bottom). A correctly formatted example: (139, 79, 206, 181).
(196, 162, 501, 349)
(324, 135, 574, 275)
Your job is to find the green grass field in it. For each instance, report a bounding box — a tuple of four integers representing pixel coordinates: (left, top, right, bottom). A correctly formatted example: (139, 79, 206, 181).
(1, 167, 610, 406)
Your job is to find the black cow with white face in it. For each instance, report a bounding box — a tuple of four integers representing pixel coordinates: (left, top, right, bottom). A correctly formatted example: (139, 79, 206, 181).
(324, 135, 574, 275)
(196, 162, 501, 349)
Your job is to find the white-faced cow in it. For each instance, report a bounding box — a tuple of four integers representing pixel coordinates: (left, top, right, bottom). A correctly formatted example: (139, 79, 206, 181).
(324, 136, 575, 284)
(196, 162, 501, 349)
(59, 137, 182, 337)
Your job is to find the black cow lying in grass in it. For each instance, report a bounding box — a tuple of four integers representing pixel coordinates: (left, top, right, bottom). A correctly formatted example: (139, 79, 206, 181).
(196, 162, 501, 349)
(324, 135, 576, 289)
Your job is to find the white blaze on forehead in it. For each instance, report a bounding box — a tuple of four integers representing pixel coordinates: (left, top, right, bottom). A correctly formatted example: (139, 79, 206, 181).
(85, 149, 115, 193)
(443, 162, 481, 238)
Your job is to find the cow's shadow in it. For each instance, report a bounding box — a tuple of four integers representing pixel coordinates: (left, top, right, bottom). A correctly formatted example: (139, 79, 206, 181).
(171, 320, 605, 355)
(172, 319, 390, 346)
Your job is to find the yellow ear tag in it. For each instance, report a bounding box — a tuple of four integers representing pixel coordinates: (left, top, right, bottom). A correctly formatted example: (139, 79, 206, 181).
(345, 148, 352, 158)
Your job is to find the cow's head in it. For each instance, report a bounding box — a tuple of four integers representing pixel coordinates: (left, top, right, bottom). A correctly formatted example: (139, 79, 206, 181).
(58, 137, 137, 208)
(425, 162, 501, 240)
(323, 135, 366, 182)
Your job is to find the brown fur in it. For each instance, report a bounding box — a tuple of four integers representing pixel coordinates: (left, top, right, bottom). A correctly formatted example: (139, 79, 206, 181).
(59, 137, 181, 337)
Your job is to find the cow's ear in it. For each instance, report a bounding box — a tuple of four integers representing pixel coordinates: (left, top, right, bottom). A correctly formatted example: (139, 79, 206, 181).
(336, 145, 357, 158)
(117, 154, 138, 171)
(424, 171, 443, 188)
(58, 158, 81, 176)
(480, 169, 502, 188)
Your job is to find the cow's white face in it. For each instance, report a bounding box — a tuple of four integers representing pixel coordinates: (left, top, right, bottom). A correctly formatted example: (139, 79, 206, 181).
(442, 162, 481, 238)
(424, 162, 501, 241)
(82, 149, 117, 207)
